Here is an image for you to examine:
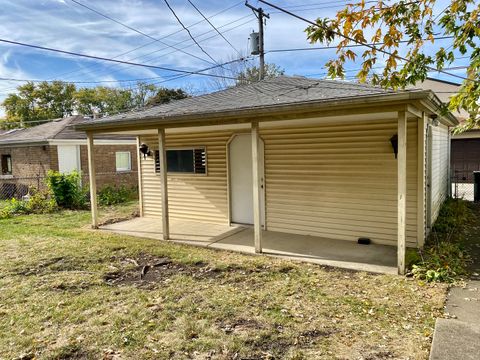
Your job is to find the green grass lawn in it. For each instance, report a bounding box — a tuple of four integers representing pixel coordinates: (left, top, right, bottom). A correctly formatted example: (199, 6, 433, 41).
(0, 203, 447, 359)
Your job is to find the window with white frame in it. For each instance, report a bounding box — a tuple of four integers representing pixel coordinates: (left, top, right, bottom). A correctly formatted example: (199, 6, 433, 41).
(115, 151, 131, 172)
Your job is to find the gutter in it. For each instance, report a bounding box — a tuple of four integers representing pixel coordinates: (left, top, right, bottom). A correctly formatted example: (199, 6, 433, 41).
(75, 90, 455, 132)
(0, 140, 49, 148)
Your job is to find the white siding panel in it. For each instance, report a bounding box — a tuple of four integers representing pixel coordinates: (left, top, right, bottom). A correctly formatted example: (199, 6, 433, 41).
(261, 119, 418, 247)
(430, 124, 449, 223)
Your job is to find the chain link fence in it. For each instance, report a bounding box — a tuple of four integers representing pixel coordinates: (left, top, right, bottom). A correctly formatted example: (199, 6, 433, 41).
(0, 172, 138, 201)
(451, 169, 474, 201)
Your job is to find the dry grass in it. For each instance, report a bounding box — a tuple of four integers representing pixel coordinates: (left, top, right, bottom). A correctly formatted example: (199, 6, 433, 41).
(0, 204, 447, 359)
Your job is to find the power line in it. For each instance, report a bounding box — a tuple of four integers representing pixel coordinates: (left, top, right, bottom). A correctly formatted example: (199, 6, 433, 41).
(267, 36, 455, 53)
(38, 1, 244, 85)
(72, 15, 255, 86)
(0, 38, 238, 80)
(162, 0, 220, 66)
(69, 0, 215, 67)
(186, 0, 241, 56)
(258, 0, 473, 83)
(0, 75, 174, 84)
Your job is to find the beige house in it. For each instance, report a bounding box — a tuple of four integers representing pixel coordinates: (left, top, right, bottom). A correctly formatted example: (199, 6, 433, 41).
(77, 76, 457, 275)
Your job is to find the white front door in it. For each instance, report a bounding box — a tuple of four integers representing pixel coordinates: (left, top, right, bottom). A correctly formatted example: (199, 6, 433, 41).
(57, 145, 81, 174)
(229, 134, 265, 225)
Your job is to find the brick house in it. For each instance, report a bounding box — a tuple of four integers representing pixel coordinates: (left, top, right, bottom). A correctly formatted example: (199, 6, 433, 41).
(0, 115, 138, 198)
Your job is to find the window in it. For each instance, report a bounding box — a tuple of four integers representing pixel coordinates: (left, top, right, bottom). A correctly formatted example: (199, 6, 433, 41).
(155, 148, 206, 174)
(115, 151, 131, 172)
(1, 155, 12, 175)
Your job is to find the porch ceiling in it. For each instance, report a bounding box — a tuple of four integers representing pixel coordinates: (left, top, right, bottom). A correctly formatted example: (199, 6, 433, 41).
(100, 218, 397, 275)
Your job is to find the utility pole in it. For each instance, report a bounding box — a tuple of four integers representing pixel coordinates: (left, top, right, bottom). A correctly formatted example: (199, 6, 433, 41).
(245, 1, 269, 80)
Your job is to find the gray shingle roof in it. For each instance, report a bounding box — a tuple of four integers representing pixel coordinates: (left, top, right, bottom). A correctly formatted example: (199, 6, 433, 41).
(78, 76, 407, 126)
(0, 115, 133, 146)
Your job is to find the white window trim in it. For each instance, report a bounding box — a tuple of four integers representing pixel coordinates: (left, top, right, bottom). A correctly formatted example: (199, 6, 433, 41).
(116, 151, 132, 172)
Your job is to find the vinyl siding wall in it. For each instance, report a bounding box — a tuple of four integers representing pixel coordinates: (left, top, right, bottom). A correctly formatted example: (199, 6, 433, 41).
(139, 132, 231, 223)
(430, 124, 449, 223)
(261, 119, 418, 247)
(139, 118, 420, 247)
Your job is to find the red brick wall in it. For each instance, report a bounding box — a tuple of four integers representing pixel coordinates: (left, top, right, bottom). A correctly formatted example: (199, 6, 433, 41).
(0, 145, 55, 178)
(0, 144, 138, 197)
(79, 144, 138, 189)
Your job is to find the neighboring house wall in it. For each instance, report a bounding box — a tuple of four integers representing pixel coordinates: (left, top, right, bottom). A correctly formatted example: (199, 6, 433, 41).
(430, 124, 450, 224)
(451, 138, 480, 182)
(79, 144, 138, 189)
(139, 118, 420, 247)
(0, 144, 138, 196)
(0, 145, 56, 178)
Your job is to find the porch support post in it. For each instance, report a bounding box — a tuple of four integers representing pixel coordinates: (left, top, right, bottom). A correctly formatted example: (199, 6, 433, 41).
(397, 111, 407, 275)
(417, 113, 426, 248)
(251, 121, 262, 253)
(86, 131, 98, 229)
(136, 136, 144, 217)
(158, 128, 170, 240)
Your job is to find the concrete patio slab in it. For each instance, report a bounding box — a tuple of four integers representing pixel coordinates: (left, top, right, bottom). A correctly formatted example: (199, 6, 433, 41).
(101, 217, 397, 274)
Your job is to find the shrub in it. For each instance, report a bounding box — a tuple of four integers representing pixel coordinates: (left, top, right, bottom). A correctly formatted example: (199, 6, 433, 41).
(46, 170, 87, 209)
(98, 185, 137, 206)
(409, 198, 472, 282)
(0, 190, 57, 219)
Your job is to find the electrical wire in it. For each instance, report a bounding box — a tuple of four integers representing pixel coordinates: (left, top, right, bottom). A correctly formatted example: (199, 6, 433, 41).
(44, 1, 245, 83)
(162, 0, 220, 66)
(69, 0, 215, 67)
(186, 0, 241, 56)
(0, 38, 240, 80)
(267, 36, 455, 53)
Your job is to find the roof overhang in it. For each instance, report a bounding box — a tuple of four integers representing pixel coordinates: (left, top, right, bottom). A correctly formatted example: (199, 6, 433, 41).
(75, 90, 458, 134)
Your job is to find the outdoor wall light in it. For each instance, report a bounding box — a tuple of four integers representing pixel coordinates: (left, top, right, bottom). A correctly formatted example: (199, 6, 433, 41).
(139, 143, 152, 159)
(390, 134, 398, 159)
(430, 114, 440, 127)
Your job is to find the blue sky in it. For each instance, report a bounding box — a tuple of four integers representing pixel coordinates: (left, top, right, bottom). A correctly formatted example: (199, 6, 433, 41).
(0, 0, 470, 114)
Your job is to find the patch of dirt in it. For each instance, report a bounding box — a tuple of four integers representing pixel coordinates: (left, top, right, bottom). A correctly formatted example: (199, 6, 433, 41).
(98, 210, 140, 227)
(217, 318, 264, 334)
(296, 328, 337, 345)
(50, 282, 93, 294)
(361, 350, 396, 360)
(103, 254, 225, 288)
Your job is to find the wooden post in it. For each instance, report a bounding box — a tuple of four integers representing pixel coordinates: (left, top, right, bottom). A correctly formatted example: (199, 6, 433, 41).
(136, 136, 144, 217)
(251, 121, 262, 253)
(417, 114, 426, 248)
(87, 132, 98, 228)
(158, 128, 169, 240)
(397, 111, 407, 275)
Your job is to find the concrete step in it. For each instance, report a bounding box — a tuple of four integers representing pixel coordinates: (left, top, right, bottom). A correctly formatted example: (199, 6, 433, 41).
(429, 318, 480, 360)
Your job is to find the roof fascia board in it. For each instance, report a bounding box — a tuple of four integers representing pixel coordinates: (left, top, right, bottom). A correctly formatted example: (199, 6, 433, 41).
(0, 140, 48, 148)
(48, 139, 136, 146)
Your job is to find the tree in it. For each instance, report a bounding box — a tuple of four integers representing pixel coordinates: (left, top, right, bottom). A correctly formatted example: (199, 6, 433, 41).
(209, 58, 285, 90)
(305, 0, 479, 130)
(2, 81, 76, 127)
(146, 87, 188, 106)
(74, 87, 134, 117)
(1, 81, 190, 127)
(236, 63, 285, 85)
